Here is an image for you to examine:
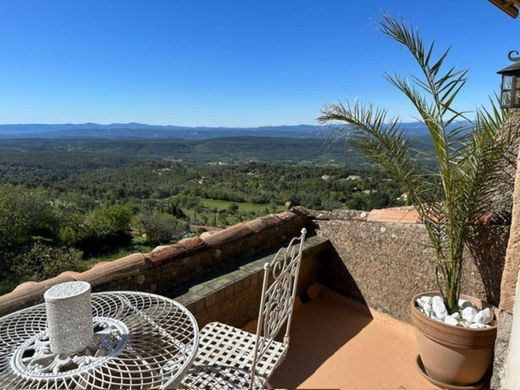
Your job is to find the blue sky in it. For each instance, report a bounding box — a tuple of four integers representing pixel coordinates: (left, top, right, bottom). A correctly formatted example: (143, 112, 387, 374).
(0, 0, 518, 126)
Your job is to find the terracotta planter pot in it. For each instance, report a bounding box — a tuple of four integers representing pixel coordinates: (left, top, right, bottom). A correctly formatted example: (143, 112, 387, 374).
(410, 292, 497, 387)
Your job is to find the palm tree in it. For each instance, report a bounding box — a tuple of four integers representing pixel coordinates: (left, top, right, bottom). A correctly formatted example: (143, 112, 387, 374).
(318, 15, 514, 313)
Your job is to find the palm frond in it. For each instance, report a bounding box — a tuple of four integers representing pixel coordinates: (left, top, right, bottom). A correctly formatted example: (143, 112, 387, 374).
(319, 15, 513, 312)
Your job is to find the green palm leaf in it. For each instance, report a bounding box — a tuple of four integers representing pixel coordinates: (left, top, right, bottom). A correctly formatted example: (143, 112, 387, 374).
(319, 16, 514, 312)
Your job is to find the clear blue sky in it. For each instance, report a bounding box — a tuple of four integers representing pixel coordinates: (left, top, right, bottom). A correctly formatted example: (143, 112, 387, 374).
(0, 0, 518, 126)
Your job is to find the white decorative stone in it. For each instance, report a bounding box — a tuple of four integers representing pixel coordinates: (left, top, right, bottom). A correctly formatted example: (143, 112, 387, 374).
(416, 297, 433, 317)
(458, 299, 474, 310)
(444, 315, 459, 327)
(474, 307, 494, 325)
(450, 312, 461, 320)
(423, 303, 432, 317)
(44, 281, 94, 356)
(432, 296, 447, 321)
(469, 322, 488, 329)
(461, 306, 478, 323)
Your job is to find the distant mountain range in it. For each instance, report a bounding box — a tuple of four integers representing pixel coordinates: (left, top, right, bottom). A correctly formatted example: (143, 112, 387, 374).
(0, 122, 432, 140)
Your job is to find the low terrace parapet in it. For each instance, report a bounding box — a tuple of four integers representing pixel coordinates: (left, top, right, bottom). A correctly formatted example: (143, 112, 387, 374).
(0, 208, 309, 316)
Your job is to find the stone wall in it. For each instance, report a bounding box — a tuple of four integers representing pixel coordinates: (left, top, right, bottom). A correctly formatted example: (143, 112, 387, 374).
(0, 209, 309, 316)
(492, 111, 520, 389)
(499, 112, 520, 314)
(174, 235, 329, 329)
(312, 208, 509, 323)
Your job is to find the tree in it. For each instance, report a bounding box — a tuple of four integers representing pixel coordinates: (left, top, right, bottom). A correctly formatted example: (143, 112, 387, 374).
(228, 203, 239, 214)
(11, 242, 84, 282)
(0, 185, 58, 249)
(217, 209, 228, 226)
(319, 16, 513, 312)
(138, 212, 188, 245)
(84, 204, 131, 238)
(77, 204, 132, 254)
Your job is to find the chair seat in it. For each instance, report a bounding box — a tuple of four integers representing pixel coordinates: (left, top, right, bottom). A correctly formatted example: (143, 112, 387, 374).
(181, 322, 287, 389)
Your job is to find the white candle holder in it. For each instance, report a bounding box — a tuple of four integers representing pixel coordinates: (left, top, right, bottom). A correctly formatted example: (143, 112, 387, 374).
(44, 281, 94, 356)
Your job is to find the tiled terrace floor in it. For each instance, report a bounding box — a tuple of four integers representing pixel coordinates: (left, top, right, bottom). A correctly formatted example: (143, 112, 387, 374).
(270, 289, 438, 389)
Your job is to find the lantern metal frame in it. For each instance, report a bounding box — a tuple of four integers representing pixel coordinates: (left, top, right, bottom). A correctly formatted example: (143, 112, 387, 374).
(498, 50, 520, 109)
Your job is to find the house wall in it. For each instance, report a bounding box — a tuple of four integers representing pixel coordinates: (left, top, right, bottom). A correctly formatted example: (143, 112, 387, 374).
(493, 111, 520, 389)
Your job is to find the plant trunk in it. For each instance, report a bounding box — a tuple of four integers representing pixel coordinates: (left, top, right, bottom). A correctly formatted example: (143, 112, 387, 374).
(446, 286, 458, 314)
(445, 246, 463, 313)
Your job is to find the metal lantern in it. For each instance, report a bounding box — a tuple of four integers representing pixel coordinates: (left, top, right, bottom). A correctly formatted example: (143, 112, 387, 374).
(498, 50, 520, 109)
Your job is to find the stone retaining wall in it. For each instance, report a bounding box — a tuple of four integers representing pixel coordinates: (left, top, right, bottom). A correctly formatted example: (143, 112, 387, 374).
(312, 209, 509, 323)
(174, 235, 329, 329)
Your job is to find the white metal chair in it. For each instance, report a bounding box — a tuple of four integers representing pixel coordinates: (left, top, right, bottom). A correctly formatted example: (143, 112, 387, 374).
(180, 228, 307, 389)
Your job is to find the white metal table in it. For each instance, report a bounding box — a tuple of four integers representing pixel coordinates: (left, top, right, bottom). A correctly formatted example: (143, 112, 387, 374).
(0, 291, 199, 389)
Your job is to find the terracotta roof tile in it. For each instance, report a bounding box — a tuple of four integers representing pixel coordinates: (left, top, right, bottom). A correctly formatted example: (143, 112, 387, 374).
(149, 237, 206, 266)
(74, 253, 146, 288)
(0, 273, 76, 316)
(367, 206, 420, 224)
(200, 222, 252, 247)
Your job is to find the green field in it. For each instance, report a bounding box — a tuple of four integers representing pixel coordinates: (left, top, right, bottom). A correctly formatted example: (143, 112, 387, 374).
(199, 198, 284, 212)
(183, 198, 285, 227)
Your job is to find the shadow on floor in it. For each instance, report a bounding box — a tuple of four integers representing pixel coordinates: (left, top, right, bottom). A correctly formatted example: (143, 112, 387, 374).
(270, 292, 373, 388)
(269, 240, 375, 388)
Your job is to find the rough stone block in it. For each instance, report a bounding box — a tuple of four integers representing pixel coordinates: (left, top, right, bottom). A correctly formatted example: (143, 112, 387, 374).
(492, 310, 513, 389)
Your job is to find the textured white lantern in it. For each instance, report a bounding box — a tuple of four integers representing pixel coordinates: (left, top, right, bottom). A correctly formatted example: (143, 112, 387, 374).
(44, 281, 94, 355)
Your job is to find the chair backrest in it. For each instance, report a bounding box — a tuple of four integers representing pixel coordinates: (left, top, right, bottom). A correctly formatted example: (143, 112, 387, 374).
(250, 228, 307, 387)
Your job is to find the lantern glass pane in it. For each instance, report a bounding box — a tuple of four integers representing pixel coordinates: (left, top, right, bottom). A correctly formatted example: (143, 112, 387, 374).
(502, 75, 513, 91)
(502, 91, 512, 107)
(515, 90, 520, 106)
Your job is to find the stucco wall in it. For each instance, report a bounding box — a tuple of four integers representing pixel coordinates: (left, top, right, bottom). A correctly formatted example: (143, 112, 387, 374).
(314, 214, 509, 323)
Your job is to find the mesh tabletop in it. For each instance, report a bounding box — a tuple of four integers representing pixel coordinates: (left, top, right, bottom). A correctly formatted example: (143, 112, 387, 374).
(0, 291, 199, 390)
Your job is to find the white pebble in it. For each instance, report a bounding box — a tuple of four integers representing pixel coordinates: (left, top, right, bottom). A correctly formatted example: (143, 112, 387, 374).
(469, 323, 487, 329)
(474, 308, 493, 325)
(421, 302, 432, 317)
(432, 296, 447, 321)
(416, 297, 434, 317)
(458, 299, 474, 310)
(444, 316, 459, 327)
(450, 312, 461, 320)
(462, 307, 478, 322)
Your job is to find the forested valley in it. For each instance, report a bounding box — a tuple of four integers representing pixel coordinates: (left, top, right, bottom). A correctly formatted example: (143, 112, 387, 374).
(0, 137, 420, 293)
